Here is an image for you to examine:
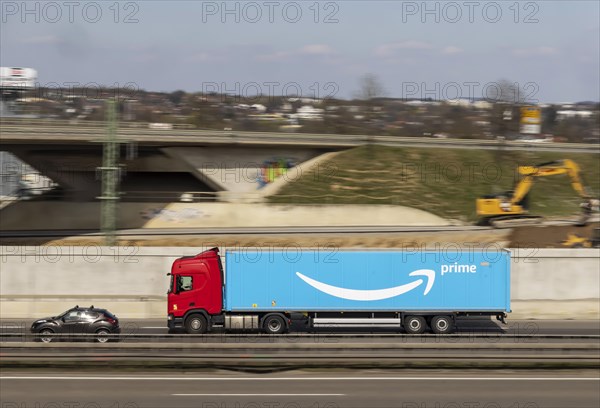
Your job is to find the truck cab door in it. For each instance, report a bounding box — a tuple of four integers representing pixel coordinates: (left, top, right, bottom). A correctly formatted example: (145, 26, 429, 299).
(171, 270, 215, 313)
(174, 274, 197, 311)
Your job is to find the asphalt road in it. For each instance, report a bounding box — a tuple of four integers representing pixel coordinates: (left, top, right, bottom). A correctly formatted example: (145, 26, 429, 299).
(2, 319, 599, 340)
(1, 370, 599, 408)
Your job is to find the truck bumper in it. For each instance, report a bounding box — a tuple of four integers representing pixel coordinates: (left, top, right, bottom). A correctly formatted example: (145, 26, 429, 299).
(168, 315, 184, 331)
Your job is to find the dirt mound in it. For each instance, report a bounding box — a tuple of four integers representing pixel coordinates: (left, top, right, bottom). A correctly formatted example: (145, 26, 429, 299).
(509, 222, 600, 248)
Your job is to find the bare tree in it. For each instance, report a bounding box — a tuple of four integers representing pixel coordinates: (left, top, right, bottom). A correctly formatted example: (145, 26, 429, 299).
(486, 79, 526, 104)
(356, 73, 386, 101)
(486, 79, 529, 139)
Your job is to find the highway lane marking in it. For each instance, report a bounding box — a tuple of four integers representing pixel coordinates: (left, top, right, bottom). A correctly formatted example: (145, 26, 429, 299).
(2, 377, 599, 381)
(173, 394, 345, 396)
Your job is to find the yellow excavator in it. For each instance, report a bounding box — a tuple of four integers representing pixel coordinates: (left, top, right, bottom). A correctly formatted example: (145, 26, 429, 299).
(476, 159, 598, 228)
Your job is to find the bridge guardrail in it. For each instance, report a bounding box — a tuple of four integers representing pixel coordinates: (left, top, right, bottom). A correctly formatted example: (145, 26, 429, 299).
(2, 119, 599, 153)
(0, 117, 197, 129)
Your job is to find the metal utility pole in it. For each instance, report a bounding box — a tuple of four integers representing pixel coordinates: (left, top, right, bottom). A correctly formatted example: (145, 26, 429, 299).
(98, 99, 120, 246)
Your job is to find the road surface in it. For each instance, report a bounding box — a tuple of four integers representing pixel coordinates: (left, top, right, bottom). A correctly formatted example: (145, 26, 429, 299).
(2, 319, 599, 340)
(1, 370, 599, 408)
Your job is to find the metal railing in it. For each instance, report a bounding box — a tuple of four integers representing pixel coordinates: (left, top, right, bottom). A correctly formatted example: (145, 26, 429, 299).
(122, 191, 218, 202)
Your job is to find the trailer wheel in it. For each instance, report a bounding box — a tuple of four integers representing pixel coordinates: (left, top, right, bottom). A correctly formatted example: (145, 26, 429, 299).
(263, 315, 286, 335)
(430, 315, 454, 334)
(185, 314, 208, 334)
(404, 316, 426, 334)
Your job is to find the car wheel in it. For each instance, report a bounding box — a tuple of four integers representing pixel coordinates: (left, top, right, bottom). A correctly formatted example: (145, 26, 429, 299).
(95, 328, 110, 343)
(39, 328, 54, 343)
(185, 314, 208, 334)
(263, 315, 286, 335)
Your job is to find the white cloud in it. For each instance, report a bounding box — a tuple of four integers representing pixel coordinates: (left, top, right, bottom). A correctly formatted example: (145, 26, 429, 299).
(187, 52, 223, 62)
(442, 46, 463, 55)
(257, 44, 335, 61)
(374, 41, 432, 57)
(513, 46, 559, 57)
(299, 44, 334, 55)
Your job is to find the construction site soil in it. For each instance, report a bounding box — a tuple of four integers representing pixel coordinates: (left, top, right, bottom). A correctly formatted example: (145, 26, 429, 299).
(508, 222, 599, 248)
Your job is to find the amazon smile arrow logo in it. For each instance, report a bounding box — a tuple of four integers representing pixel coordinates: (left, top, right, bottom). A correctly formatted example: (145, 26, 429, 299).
(295, 269, 435, 301)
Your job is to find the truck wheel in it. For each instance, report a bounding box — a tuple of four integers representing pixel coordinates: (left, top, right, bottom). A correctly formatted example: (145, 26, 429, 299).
(430, 315, 454, 334)
(404, 316, 426, 334)
(185, 314, 208, 334)
(263, 315, 286, 334)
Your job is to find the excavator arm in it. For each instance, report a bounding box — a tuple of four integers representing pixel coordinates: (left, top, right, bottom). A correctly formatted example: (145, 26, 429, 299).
(516, 159, 590, 200)
(563, 160, 590, 199)
(477, 159, 597, 226)
(509, 175, 535, 206)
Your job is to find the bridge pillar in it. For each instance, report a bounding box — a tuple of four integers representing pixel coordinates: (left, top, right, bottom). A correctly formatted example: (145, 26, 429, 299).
(161, 146, 328, 201)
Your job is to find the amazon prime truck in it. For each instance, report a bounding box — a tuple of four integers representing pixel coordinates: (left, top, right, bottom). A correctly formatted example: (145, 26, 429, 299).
(167, 248, 511, 334)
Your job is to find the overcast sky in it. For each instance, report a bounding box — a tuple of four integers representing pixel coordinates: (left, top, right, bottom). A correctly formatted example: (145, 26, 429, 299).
(1, 1, 599, 102)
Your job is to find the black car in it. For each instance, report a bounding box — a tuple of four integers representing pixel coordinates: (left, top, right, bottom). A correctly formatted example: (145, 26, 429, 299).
(30, 305, 121, 343)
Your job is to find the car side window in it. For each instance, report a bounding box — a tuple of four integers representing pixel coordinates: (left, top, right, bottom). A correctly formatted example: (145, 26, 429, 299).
(64, 311, 81, 321)
(82, 311, 98, 321)
(178, 276, 193, 292)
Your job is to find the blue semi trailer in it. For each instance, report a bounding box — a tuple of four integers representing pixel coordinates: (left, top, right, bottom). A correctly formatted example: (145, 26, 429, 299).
(168, 248, 511, 334)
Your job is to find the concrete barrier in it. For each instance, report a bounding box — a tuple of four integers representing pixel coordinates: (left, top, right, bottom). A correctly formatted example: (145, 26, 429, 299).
(0, 247, 598, 319)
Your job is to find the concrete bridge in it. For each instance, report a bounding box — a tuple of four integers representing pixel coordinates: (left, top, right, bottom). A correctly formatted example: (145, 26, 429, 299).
(1, 119, 341, 202)
(3, 118, 600, 152)
(2, 118, 598, 202)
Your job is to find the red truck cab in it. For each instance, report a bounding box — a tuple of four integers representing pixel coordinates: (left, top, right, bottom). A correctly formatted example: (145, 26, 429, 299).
(167, 248, 223, 332)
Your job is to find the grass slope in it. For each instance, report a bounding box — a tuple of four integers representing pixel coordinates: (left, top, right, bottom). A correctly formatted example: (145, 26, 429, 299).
(269, 145, 600, 222)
